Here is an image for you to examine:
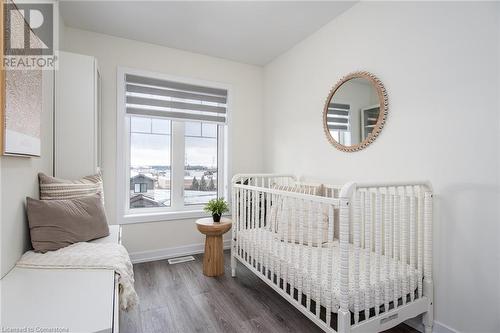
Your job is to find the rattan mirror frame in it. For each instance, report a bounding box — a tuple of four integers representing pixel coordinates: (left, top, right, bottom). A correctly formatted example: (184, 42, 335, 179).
(323, 71, 388, 152)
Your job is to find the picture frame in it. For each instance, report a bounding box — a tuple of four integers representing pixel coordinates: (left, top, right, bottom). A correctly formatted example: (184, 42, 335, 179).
(0, 0, 44, 157)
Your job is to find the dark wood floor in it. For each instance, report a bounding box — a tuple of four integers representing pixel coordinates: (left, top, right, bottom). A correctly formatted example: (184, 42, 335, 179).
(121, 251, 418, 333)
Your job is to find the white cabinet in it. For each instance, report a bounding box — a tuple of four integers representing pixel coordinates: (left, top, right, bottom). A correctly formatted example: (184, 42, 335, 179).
(1, 226, 122, 333)
(55, 51, 101, 179)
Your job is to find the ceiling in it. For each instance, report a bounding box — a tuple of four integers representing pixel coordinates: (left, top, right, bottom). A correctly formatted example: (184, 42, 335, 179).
(60, 1, 355, 66)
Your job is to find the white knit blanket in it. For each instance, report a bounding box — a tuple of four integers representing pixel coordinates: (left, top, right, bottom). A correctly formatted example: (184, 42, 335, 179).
(16, 242, 138, 311)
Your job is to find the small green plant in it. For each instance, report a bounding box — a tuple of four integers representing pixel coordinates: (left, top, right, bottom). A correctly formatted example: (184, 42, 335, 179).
(204, 198, 229, 221)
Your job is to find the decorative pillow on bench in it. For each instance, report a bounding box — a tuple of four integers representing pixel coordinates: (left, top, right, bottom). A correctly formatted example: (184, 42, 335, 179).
(26, 194, 109, 253)
(38, 171, 105, 205)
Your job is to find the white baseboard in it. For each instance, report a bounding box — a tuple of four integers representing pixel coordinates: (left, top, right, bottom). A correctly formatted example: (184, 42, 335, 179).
(130, 240, 231, 264)
(405, 316, 459, 333)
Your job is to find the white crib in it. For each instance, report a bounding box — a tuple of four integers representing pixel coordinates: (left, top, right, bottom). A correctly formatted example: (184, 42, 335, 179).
(231, 174, 433, 333)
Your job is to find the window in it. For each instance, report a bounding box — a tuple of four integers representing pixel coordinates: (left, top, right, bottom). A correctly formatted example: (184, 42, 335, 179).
(184, 121, 218, 205)
(118, 70, 228, 223)
(130, 117, 171, 207)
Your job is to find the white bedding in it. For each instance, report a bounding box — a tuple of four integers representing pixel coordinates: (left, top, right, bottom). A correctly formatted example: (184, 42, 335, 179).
(238, 229, 420, 313)
(16, 241, 138, 310)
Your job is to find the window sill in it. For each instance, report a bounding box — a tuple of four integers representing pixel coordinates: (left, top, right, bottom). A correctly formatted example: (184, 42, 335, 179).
(119, 210, 231, 225)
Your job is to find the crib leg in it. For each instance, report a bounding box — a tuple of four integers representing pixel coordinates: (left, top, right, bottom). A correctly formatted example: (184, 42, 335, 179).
(422, 278, 434, 333)
(423, 306, 433, 333)
(231, 252, 237, 277)
(338, 309, 351, 333)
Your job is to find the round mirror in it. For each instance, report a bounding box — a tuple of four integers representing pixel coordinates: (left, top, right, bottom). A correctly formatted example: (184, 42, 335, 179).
(323, 71, 388, 152)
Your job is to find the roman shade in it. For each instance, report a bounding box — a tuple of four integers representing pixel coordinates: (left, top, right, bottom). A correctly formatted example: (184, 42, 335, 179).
(327, 103, 350, 131)
(125, 74, 228, 124)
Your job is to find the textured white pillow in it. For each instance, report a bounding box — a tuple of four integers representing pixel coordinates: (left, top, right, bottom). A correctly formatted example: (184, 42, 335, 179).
(268, 184, 332, 246)
(38, 171, 105, 205)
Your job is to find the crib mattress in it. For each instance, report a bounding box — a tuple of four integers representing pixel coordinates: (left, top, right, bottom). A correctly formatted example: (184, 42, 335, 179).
(237, 229, 421, 313)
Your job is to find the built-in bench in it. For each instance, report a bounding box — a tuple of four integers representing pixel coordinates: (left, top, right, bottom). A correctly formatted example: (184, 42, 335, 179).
(1, 225, 122, 333)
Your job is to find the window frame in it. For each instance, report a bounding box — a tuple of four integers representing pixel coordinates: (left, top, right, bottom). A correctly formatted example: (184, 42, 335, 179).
(116, 67, 230, 224)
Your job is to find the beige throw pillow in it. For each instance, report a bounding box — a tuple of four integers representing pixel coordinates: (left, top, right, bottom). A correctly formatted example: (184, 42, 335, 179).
(26, 194, 110, 253)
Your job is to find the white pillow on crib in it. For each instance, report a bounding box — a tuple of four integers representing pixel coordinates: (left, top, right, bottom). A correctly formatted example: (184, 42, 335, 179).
(268, 184, 333, 246)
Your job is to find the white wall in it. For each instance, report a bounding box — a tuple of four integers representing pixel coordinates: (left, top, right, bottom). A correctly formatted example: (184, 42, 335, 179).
(62, 27, 264, 255)
(0, 71, 54, 277)
(264, 2, 499, 333)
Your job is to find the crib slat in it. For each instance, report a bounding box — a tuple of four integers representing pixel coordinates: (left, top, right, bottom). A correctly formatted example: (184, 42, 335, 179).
(360, 190, 365, 251)
(306, 200, 313, 311)
(423, 192, 433, 282)
(265, 188, 271, 278)
(374, 190, 382, 316)
(326, 204, 334, 326)
(276, 192, 284, 286)
(255, 189, 259, 269)
(364, 191, 372, 319)
(249, 189, 254, 266)
(326, 194, 334, 324)
(333, 198, 338, 311)
(339, 197, 350, 323)
(247, 189, 251, 264)
(278, 197, 289, 292)
(290, 198, 297, 301)
(287, 198, 293, 291)
(235, 187, 239, 258)
(253, 189, 257, 272)
(315, 202, 323, 318)
(258, 179, 264, 273)
(400, 187, 408, 306)
(353, 191, 361, 324)
(270, 189, 276, 282)
(384, 189, 391, 312)
(253, 189, 257, 268)
(298, 199, 305, 306)
(232, 182, 236, 261)
(277, 187, 284, 285)
(284, 197, 291, 292)
(244, 186, 247, 259)
(393, 193, 400, 309)
(270, 190, 276, 283)
(267, 179, 273, 279)
(388, 191, 394, 305)
(417, 186, 424, 299)
(247, 189, 251, 263)
(261, 187, 266, 274)
(240, 187, 244, 259)
(242, 189, 247, 261)
(409, 188, 416, 302)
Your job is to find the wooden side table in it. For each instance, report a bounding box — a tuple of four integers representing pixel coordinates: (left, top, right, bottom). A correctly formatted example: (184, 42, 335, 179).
(196, 217, 232, 277)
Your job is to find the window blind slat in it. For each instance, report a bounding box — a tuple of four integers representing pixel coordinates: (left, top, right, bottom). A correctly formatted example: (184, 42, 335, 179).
(326, 117, 348, 124)
(329, 103, 350, 110)
(328, 124, 349, 130)
(126, 74, 227, 97)
(126, 84, 227, 104)
(327, 109, 349, 117)
(126, 107, 226, 124)
(126, 96, 226, 114)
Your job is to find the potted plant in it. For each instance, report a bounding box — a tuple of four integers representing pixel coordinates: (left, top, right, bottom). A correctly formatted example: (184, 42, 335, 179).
(204, 198, 229, 222)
